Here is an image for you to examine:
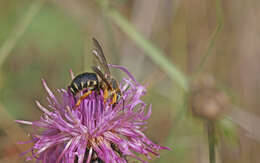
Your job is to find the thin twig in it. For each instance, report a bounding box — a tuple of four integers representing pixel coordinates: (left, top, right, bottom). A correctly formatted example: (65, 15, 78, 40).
(0, 0, 46, 68)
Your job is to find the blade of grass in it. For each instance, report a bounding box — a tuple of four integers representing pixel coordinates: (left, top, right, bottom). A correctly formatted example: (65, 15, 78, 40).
(194, 0, 223, 75)
(0, 0, 46, 156)
(194, 22, 222, 75)
(106, 9, 189, 91)
(0, 0, 46, 68)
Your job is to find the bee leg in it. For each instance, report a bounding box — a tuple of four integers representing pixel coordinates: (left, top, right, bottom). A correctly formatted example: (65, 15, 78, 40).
(74, 90, 92, 109)
(123, 98, 125, 109)
(103, 88, 108, 103)
(110, 92, 117, 105)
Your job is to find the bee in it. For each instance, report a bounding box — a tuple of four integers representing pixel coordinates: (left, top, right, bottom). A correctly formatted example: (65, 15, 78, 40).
(69, 38, 121, 109)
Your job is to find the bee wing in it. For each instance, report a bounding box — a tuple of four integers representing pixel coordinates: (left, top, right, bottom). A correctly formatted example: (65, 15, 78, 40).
(92, 38, 111, 77)
(92, 66, 112, 90)
(92, 56, 102, 72)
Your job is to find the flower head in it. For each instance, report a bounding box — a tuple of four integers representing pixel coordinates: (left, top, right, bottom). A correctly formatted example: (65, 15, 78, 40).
(16, 65, 170, 163)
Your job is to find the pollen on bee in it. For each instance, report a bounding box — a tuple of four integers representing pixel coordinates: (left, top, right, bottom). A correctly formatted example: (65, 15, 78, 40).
(87, 81, 90, 86)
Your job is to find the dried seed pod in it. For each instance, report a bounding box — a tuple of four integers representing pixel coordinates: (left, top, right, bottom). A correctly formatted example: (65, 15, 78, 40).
(191, 75, 230, 120)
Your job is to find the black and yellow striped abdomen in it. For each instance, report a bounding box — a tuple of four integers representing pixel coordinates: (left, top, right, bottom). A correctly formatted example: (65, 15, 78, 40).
(69, 72, 99, 95)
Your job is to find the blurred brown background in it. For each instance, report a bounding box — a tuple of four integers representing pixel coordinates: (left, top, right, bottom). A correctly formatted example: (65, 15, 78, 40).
(0, 0, 260, 162)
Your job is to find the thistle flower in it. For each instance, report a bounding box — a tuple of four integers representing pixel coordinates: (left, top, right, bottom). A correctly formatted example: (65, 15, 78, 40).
(16, 65, 170, 163)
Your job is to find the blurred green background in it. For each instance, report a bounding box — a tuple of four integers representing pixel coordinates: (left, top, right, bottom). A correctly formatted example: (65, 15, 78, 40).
(1, 0, 260, 163)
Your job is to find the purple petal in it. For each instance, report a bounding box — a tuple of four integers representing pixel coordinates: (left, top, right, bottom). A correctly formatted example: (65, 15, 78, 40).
(15, 120, 33, 125)
(109, 64, 137, 83)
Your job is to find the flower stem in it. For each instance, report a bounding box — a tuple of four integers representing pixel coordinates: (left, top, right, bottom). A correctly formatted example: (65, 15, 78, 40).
(207, 120, 216, 163)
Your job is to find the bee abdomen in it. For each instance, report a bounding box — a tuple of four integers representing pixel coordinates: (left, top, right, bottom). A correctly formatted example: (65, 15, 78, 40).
(69, 72, 98, 95)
